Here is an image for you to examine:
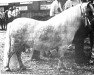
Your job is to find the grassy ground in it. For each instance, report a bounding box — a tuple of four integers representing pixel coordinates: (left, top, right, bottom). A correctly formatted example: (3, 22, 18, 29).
(0, 31, 94, 75)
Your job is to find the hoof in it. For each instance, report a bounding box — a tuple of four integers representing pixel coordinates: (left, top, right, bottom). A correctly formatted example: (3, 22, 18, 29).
(4, 67, 11, 72)
(20, 67, 26, 71)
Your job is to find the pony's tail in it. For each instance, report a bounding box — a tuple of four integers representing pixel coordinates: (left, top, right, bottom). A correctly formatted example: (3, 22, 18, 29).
(3, 22, 12, 67)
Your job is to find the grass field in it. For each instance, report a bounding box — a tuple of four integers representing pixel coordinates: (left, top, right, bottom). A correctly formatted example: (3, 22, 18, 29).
(0, 31, 94, 75)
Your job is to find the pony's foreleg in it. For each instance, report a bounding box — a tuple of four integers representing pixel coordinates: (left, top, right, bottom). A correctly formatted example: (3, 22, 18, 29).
(57, 45, 69, 71)
(89, 31, 94, 63)
(89, 31, 93, 51)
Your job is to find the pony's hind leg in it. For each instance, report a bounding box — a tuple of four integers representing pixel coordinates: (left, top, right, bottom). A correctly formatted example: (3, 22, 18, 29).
(31, 50, 40, 61)
(4, 51, 15, 71)
(40, 50, 49, 60)
(31, 49, 49, 61)
(16, 52, 26, 70)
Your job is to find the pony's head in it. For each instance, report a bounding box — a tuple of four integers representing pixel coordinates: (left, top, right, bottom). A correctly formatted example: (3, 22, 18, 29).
(80, 2, 94, 22)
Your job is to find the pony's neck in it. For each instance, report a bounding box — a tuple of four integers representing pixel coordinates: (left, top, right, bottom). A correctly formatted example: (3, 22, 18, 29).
(61, 4, 82, 21)
(69, 4, 82, 18)
(47, 4, 83, 25)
